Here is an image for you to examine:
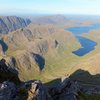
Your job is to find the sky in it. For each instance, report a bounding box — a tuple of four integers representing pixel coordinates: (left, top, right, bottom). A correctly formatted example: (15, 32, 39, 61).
(0, 0, 100, 15)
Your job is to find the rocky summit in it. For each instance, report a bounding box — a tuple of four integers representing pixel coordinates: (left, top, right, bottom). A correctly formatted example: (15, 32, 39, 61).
(0, 58, 79, 100)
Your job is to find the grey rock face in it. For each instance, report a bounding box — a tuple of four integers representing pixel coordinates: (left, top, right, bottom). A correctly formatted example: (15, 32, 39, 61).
(22, 80, 50, 100)
(0, 59, 20, 84)
(0, 16, 31, 34)
(0, 19, 9, 34)
(48, 77, 80, 100)
(0, 59, 82, 100)
(0, 81, 18, 100)
(0, 78, 79, 100)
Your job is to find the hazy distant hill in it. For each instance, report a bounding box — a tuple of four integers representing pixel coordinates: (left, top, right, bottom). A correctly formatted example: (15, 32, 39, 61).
(30, 15, 100, 28)
(31, 15, 68, 25)
(0, 16, 31, 34)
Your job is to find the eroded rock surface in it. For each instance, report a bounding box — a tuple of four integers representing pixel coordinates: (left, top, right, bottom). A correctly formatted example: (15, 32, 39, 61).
(0, 16, 31, 34)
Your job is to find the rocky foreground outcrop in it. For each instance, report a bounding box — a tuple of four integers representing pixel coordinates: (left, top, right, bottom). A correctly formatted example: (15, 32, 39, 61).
(0, 59, 80, 100)
(0, 59, 20, 84)
(0, 59, 100, 100)
(0, 78, 80, 100)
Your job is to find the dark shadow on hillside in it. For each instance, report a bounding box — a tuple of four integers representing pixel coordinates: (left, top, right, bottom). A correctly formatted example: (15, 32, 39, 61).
(45, 78, 61, 88)
(69, 69, 100, 84)
(32, 53, 45, 70)
(0, 59, 21, 85)
(45, 69, 100, 87)
(0, 39, 8, 52)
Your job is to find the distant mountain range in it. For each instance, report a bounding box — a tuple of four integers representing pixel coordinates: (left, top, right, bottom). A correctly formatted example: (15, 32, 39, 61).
(31, 15, 68, 25)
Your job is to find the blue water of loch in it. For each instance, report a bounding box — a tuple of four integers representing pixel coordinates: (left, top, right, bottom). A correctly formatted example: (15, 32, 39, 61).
(66, 24, 100, 56)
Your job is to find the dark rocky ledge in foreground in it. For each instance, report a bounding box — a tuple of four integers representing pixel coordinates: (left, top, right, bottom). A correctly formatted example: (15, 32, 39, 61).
(0, 59, 100, 100)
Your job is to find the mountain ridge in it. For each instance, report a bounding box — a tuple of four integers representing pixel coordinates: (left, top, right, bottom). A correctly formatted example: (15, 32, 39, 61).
(0, 23, 81, 81)
(0, 16, 31, 35)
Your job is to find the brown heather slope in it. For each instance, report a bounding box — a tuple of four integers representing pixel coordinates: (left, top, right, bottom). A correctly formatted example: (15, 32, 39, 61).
(0, 24, 81, 81)
(79, 29, 100, 74)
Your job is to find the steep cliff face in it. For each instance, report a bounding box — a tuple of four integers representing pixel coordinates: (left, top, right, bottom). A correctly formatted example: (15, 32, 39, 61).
(0, 16, 31, 34)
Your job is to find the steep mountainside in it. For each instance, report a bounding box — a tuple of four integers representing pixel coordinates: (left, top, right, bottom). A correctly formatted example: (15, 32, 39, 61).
(0, 23, 80, 81)
(1, 16, 100, 84)
(0, 16, 31, 35)
(1, 59, 99, 100)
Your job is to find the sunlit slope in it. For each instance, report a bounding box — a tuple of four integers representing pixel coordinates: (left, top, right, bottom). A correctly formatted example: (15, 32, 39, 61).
(79, 29, 100, 74)
(0, 24, 81, 81)
(0, 23, 100, 84)
(67, 29, 100, 84)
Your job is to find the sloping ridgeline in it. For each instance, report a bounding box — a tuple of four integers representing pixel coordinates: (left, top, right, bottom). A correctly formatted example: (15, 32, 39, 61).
(0, 16, 31, 34)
